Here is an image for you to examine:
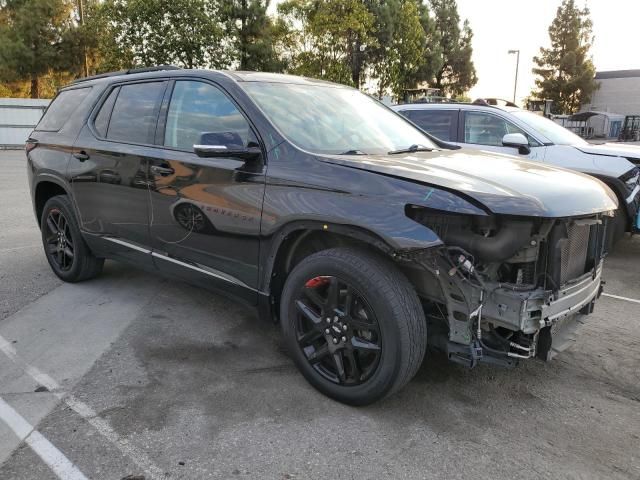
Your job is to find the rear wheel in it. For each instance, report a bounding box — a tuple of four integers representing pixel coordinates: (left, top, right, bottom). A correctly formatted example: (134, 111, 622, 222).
(280, 247, 426, 405)
(41, 195, 104, 282)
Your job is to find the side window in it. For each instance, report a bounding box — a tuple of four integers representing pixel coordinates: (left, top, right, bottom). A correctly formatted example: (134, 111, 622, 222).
(164, 80, 250, 151)
(93, 87, 119, 138)
(464, 111, 537, 147)
(107, 82, 165, 144)
(403, 109, 457, 141)
(37, 88, 91, 131)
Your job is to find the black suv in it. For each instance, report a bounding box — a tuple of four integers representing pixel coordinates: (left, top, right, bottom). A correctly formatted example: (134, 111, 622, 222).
(28, 67, 617, 405)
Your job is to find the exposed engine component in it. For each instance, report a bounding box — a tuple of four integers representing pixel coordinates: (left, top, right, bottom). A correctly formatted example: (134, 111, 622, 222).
(403, 207, 608, 369)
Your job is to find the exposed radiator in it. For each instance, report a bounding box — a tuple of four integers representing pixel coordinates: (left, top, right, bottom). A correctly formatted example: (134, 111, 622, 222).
(559, 223, 590, 284)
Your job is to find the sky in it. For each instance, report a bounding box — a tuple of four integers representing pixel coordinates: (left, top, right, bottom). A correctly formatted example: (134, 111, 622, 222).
(268, 0, 640, 103)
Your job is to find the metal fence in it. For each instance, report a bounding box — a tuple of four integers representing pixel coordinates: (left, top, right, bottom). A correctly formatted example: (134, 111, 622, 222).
(0, 98, 50, 149)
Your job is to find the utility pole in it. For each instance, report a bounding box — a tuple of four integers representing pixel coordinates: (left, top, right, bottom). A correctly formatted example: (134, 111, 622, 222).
(508, 49, 520, 104)
(78, 0, 89, 77)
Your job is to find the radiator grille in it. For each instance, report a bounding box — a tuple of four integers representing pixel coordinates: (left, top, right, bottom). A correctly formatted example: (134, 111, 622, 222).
(559, 223, 590, 284)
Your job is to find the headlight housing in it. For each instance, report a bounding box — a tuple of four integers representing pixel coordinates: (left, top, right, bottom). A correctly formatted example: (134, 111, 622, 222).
(620, 167, 640, 192)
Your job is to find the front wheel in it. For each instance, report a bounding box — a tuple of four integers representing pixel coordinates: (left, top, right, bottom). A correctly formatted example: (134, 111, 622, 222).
(41, 195, 104, 282)
(280, 247, 426, 405)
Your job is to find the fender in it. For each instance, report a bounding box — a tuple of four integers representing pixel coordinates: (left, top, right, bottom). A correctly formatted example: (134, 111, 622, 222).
(258, 219, 443, 295)
(32, 172, 74, 224)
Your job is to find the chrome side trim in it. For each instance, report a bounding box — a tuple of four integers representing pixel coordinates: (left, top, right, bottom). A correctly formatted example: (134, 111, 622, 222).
(101, 236, 259, 293)
(103, 236, 151, 254)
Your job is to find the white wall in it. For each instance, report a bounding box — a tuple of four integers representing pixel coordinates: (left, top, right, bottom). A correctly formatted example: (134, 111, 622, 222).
(584, 77, 640, 117)
(0, 98, 50, 149)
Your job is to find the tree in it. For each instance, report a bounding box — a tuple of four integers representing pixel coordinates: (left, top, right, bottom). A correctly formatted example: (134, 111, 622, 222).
(532, 0, 597, 114)
(93, 0, 228, 71)
(429, 0, 477, 97)
(368, 0, 426, 99)
(222, 0, 284, 72)
(0, 0, 81, 98)
(277, 0, 376, 86)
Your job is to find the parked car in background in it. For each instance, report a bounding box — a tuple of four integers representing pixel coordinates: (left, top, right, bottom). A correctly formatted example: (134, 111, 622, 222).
(392, 102, 640, 244)
(27, 68, 617, 405)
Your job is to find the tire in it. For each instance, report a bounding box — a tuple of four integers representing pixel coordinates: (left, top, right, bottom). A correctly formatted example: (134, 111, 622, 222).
(280, 247, 426, 405)
(607, 205, 627, 251)
(40, 195, 104, 282)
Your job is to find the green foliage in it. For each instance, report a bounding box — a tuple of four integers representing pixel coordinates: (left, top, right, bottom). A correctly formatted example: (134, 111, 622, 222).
(0, 0, 81, 98)
(532, 0, 597, 114)
(1, 0, 480, 99)
(429, 0, 477, 97)
(222, 0, 284, 72)
(369, 0, 427, 98)
(277, 0, 376, 85)
(93, 0, 228, 70)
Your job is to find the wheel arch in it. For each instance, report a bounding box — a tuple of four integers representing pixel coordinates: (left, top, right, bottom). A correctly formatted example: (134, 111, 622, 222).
(34, 176, 72, 226)
(259, 220, 435, 322)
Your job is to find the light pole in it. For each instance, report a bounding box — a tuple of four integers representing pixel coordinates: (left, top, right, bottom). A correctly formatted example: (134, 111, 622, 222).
(508, 49, 520, 104)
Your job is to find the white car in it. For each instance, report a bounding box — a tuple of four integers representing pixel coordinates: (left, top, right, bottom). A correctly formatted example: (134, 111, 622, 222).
(392, 102, 640, 243)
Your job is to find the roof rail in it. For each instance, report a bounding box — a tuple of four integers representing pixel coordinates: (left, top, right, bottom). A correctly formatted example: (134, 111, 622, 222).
(71, 65, 182, 84)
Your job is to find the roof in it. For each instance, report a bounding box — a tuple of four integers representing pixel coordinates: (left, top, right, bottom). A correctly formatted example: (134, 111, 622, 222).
(594, 70, 640, 80)
(391, 102, 522, 114)
(68, 67, 346, 89)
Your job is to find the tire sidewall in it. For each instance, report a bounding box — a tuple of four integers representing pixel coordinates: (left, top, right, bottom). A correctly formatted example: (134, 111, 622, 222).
(281, 253, 404, 405)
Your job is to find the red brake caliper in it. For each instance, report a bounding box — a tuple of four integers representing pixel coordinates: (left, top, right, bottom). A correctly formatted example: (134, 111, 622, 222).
(304, 276, 331, 288)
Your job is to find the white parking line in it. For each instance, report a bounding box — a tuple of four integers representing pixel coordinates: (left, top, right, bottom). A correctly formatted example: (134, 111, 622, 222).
(603, 293, 640, 305)
(0, 396, 88, 480)
(0, 334, 164, 480)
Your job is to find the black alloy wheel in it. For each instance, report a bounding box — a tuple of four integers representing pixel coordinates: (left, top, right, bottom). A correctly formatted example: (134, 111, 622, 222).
(281, 247, 427, 405)
(294, 275, 382, 385)
(41, 195, 104, 282)
(44, 207, 75, 271)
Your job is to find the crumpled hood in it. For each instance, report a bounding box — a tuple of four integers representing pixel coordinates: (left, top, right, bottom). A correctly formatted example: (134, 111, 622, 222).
(576, 143, 640, 165)
(324, 149, 618, 217)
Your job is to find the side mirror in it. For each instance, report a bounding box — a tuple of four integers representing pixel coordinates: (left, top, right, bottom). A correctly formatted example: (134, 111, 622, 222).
(193, 132, 261, 160)
(502, 133, 531, 155)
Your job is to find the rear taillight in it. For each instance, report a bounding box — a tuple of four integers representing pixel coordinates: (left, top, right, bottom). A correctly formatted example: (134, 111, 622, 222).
(25, 141, 37, 154)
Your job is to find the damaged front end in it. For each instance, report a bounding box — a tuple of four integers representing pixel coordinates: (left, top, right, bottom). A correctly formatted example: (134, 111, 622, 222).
(401, 206, 611, 368)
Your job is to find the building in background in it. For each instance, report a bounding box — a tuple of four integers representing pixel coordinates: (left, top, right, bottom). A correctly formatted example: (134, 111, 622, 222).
(0, 98, 49, 149)
(583, 70, 640, 116)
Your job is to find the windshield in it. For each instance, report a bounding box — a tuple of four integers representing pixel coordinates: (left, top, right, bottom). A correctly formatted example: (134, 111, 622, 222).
(242, 82, 437, 155)
(511, 110, 588, 146)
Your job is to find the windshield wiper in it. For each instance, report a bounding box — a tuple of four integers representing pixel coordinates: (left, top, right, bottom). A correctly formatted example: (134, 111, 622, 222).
(388, 144, 435, 155)
(339, 149, 368, 155)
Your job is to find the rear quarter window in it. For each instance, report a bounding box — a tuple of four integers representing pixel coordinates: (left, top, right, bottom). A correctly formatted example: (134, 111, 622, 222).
(402, 109, 457, 141)
(36, 87, 91, 131)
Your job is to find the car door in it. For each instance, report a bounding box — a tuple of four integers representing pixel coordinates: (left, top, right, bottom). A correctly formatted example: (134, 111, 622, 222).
(399, 108, 459, 143)
(460, 110, 546, 161)
(148, 79, 266, 302)
(68, 80, 168, 265)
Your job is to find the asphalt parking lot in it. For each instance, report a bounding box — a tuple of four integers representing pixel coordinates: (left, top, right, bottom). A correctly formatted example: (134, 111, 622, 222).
(0, 149, 639, 480)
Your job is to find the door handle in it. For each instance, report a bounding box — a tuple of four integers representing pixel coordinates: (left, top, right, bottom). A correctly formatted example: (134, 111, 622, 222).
(73, 151, 90, 162)
(150, 165, 175, 176)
